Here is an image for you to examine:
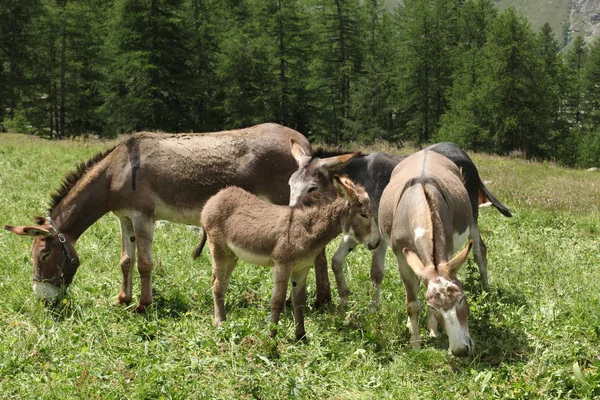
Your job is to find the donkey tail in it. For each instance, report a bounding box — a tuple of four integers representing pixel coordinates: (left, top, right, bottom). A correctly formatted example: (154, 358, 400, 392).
(192, 228, 208, 260)
(480, 184, 512, 218)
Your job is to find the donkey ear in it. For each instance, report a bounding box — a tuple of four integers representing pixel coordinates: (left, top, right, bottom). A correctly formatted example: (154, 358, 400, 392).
(315, 152, 360, 172)
(402, 248, 432, 281)
(290, 138, 311, 168)
(4, 224, 52, 238)
(332, 174, 358, 201)
(443, 240, 473, 277)
(33, 216, 47, 225)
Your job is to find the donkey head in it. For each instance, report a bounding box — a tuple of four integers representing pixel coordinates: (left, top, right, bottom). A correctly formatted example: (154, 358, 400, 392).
(5, 217, 79, 299)
(288, 138, 359, 207)
(403, 241, 474, 357)
(332, 175, 379, 249)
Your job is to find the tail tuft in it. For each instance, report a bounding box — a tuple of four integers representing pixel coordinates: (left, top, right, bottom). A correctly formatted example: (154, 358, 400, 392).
(480, 185, 512, 218)
(192, 229, 208, 259)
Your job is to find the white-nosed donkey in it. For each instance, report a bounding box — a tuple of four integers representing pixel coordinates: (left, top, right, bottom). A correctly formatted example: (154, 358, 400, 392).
(379, 150, 476, 357)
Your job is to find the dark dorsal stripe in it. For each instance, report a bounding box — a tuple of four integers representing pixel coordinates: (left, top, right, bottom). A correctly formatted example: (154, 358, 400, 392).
(48, 147, 116, 213)
(397, 150, 451, 268)
(312, 147, 366, 160)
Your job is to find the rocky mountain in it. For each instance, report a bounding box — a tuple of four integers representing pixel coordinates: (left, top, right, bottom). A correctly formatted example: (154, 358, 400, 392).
(570, 0, 600, 42)
(495, 0, 600, 46)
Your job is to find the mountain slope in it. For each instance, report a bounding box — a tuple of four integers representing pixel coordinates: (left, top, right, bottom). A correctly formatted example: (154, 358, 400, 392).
(495, 0, 600, 46)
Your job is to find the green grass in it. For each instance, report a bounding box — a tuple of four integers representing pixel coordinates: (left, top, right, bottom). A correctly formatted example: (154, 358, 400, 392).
(1, 133, 600, 398)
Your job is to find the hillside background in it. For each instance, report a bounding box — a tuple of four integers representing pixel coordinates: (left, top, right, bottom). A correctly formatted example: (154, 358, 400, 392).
(496, 0, 600, 46)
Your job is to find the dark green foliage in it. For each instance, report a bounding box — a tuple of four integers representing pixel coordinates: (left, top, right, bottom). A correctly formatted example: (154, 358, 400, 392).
(1, 0, 599, 167)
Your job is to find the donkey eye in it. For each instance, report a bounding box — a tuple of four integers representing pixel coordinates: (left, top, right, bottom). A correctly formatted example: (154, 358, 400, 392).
(307, 187, 317, 193)
(360, 213, 369, 219)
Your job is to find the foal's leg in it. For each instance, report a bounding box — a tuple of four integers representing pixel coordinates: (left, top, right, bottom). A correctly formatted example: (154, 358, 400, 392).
(270, 264, 292, 338)
(397, 253, 422, 350)
(287, 249, 330, 307)
(470, 224, 489, 291)
(331, 238, 356, 306)
(291, 266, 310, 340)
(132, 214, 155, 313)
(209, 242, 238, 325)
(369, 240, 387, 313)
(117, 216, 136, 305)
(314, 249, 332, 307)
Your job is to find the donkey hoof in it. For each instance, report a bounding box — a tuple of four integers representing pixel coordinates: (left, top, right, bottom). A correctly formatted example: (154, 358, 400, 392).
(339, 296, 349, 308)
(116, 294, 132, 305)
(295, 333, 308, 342)
(132, 304, 147, 313)
(314, 293, 332, 309)
(409, 338, 422, 350)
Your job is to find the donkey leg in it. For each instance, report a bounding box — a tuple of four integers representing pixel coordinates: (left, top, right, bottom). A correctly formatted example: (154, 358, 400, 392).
(210, 242, 237, 325)
(426, 308, 439, 338)
(270, 265, 291, 338)
(331, 239, 355, 306)
(314, 249, 332, 307)
(470, 224, 489, 291)
(132, 215, 155, 313)
(117, 216, 136, 305)
(368, 241, 387, 313)
(397, 254, 422, 350)
(291, 266, 310, 341)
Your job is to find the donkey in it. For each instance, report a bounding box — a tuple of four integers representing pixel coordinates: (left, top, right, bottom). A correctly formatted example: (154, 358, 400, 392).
(4, 123, 322, 312)
(194, 175, 377, 340)
(379, 149, 476, 357)
(288, 142, 511, 309)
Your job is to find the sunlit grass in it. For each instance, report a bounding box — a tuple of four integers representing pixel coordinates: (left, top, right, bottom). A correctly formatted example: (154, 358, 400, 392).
(1, 133, 599, 398)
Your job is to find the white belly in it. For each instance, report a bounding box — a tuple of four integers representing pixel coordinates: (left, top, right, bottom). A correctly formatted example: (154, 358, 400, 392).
(228, 242, 273, 267)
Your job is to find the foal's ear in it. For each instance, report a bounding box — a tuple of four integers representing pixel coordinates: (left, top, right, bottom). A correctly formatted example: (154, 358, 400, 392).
(332, 174, 358, 201)
(315, 152, 360, 172)
(290, 138, 312, 168)
(443, 240, 473, 277)
(4, 224, 52, 238)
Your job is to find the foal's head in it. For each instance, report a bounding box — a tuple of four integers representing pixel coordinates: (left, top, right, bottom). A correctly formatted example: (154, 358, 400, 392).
(5, 217, 79, 299)
(403, 241, 474, 357)
(331, 175, 379, 248)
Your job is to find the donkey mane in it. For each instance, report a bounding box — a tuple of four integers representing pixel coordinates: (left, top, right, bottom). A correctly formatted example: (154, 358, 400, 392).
(292, 186, 337, 209)
(48, 147, 116, 212)
(312, 147, 365, 160)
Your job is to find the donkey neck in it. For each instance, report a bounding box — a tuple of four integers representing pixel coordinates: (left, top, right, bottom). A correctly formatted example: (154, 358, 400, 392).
(49, 164, 111, 242)
(295, 197, 347, 250)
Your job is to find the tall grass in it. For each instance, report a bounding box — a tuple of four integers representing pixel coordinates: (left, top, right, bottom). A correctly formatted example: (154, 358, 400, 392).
(1, 133, 599, 398)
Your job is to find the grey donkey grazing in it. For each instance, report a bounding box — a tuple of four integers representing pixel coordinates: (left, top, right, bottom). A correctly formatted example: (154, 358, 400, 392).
(194, 175, 377, 340)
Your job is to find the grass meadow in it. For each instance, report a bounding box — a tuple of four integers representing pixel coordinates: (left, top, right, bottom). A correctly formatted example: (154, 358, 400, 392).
(1, 133, 599, 399)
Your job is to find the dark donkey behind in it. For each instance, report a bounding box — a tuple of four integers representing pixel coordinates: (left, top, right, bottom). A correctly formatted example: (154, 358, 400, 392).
(288, 142, 512, 308)
(4, 123, 324, 312)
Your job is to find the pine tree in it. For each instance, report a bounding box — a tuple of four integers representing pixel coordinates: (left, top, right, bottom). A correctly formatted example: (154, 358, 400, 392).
(395, 0, 460, 144)
(0, 0, 43, 128)
(102, 0, 191, 135)
(579, 38, 600, 167)
(347, 0, 398, 142)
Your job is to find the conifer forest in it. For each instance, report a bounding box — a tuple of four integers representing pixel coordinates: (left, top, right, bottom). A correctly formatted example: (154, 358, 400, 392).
(2, 0, 600, 167)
